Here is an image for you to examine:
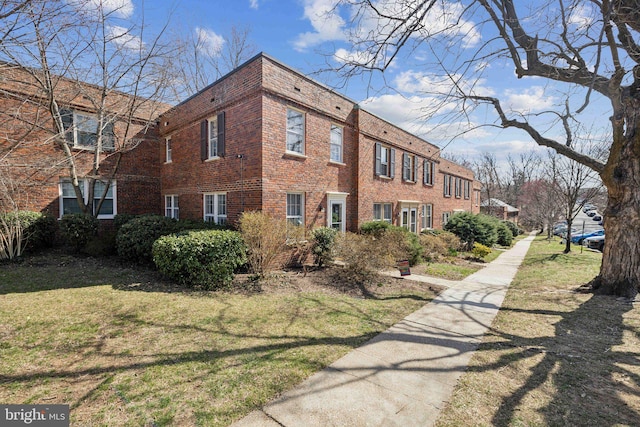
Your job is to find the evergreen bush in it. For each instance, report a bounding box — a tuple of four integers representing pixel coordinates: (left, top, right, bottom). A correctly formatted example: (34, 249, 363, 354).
(116, 215, 178, 263)
(153, 230, 246, 289)
(59, 213, 99, 252)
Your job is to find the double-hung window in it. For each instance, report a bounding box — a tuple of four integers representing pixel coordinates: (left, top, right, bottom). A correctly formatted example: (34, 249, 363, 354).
(330, 124, 343, 162)
(443, 174, 452, 197)
(423, 160, 434, 185)
(464, 180, 470, 199)
(60, 179, 116, 219)
(422, 204, 433, 229)
(455, 177, 462, 198)
(402, 153, 417, 182)
(374, 142, 395, 178)
(442, 211, 451, 226)
(286, 108, 305, 154)
(373, 203, 393, 223)
(201, 112, 225, 160)
(60, 109, 115, 151)
(165, 138, 172, 163)
(165, 195, 179, 219)
(204, 193, 227, 225)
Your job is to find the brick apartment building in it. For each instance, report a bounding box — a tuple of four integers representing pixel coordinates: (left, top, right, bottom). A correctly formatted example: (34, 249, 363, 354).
(0, 62, 167, 219)
(1, 53, 480, 233)
(158, 53, 480, 232)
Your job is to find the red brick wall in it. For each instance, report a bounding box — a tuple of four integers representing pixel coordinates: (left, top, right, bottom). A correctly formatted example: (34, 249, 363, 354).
(356, 109, 478, 230)
(0, 90, 161, 217)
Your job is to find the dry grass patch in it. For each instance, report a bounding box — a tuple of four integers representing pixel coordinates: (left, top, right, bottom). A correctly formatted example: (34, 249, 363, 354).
(0, 252, 441, 426)
(436, 236, 640, 427)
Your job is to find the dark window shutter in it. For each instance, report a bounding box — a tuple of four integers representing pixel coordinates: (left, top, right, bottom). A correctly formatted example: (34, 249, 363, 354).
(374, 142, 381, 176)
(217, 112, 225, 157)
(389, 148, 395, 178)
(60, 109, 74, 143)
(413, 156, 418, 182)
(200, 119, 208, 161)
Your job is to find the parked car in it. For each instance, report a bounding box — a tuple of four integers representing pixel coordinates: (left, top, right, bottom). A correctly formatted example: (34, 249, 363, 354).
(583, 204, 596, 213)
(571, 229, 605, 244)
(586, 210, 598, 217)
(584, 235, 605, 252)
(592, 214, 602, 221)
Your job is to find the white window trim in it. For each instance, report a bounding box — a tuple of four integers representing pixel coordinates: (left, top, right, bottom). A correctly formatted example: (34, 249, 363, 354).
(422, 204, 433, 230)
(208, 116, 219, 160)
(330, 124, 343, 163)
(59, 179, 117, 219)
(286, 108, 305, 155)
(165, 195, 179, 219)
(373, 202, 393, 223)
(165, 137, 172, 163)
(286, 192, 305, 227)
(203, 193, 228, 225)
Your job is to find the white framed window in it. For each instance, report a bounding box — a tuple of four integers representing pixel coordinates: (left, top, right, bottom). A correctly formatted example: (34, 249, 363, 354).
(442, 211, 451, 226)
(204, 193, 227, 225)
(60, 109, 115, 151)
(201, 112, 225, 161)
(375, 142, 395, 178)
(373, 203, 393, 223)
(286, 108, 305, 154)
(475, 190, 480, 206)
(423, 160, 434, 185)
(286, 193, 304, 226)
(208, 116, 219, 158)
(165, 195, 179, 219)
(464, 180, 470, 199)
(402, 153, 417, 182)
(455, 177, 462, 198)
(443, 174, 452, 197)
(422, 204, 433, 229)
(59, 179, 116, 219)
(330, 124, 343, 163)
(165, 138, 172, 163)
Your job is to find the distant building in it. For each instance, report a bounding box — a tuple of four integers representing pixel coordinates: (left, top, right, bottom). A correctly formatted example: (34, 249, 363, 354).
(480, 198, 519, 223)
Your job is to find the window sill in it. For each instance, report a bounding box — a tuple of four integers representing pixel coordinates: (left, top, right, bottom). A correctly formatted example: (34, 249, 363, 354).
(376, 175, 393, 181)
(205, 156, 220, 162)
(403, 180, 417, 184)
(164, 161, 172, 164)
(423, 183, 433, 187)
(284, 151, 307, 160)
(329, 160, 346, 166)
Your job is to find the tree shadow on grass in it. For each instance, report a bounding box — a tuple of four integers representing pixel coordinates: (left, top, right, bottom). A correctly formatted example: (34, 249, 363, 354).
(472, 294, 639, 426)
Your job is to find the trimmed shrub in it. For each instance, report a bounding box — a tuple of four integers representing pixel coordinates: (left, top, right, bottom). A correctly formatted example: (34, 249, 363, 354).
(116, 215, 178, 263)
(359, 220, 391, 237)
(471, 242, 492, 259)
(502, 220, 521, 237)
(444, 212, 498, 249)
(177, 218, 230, 232)
(496, 221, 514, 246)
(59, 214, 99, 252)
(238, 211, 288, 275)
(310, 226, 338, 267)
(153, 230, 246, 289)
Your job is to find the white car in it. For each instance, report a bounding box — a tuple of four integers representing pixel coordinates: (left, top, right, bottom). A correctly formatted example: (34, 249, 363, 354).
(583, 235, 605, 252)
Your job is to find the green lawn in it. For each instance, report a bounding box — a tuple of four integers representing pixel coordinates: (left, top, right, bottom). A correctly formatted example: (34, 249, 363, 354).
(0, 253, 439, 426)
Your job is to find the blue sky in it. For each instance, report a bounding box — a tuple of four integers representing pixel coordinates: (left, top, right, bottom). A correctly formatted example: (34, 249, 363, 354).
(108, 0, 610, 167)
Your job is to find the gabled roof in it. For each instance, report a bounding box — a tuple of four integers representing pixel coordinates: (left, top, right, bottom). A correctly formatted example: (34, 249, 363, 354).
(480, 198, 519, 212)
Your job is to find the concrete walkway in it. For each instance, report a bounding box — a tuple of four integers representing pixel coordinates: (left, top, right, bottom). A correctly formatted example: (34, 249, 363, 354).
(231, 234, 537, 427)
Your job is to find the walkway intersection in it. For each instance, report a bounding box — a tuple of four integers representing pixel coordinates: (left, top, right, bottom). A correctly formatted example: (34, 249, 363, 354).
(232, 234, 537, 427)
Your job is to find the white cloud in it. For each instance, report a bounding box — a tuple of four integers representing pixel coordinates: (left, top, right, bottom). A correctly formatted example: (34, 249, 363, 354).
(195, 27, 225, 57)
(107, 25, 144, 50)
(567, 3, 594, 28)
(394, 70, 495, 98)
(333, 48, 377, 67)
(84, 0, 134, 18)
(293, 0, 346, 51)
(249, 0, 259, 10)
(504, 86, 556, 113)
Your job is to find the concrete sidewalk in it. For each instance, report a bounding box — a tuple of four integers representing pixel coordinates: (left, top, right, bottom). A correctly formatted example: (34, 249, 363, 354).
(231, 234, 537, 427)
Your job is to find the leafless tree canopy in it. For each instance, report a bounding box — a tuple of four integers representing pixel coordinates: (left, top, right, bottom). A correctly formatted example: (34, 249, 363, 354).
(333, 0, 640, 297)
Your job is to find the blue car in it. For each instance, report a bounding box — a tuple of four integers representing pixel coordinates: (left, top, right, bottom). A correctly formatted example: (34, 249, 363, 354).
(571, 229, 605, 244)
